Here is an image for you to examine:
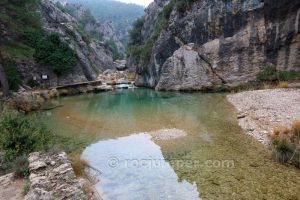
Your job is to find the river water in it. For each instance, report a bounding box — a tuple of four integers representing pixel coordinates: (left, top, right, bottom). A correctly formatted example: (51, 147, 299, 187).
(40, 89, 300, 200)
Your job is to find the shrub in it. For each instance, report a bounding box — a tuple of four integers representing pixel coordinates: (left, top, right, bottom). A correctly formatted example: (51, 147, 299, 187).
(68, 153, 89, 178)
(256, 66, 278, 81)
(270, 121, 300, 168)
(23, 30, 44, 48)
(105, 39, 122, 60)
(128, 17, 144, 46)
(13, 155, 29, 178)
(140, 39, 154, 62)
(34, 33, 77, 75)
(257, 67, 300, 82)
(278, 70, 300, 81)
(270, 132, 295, 163)
(3, 60, 22, 91)
(163, 0, 176, 19)
(0, 113, 54, 160)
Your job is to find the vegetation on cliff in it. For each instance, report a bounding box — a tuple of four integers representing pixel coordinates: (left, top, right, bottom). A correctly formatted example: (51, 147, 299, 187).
(25, 32, 77, 75)
(57, 1, 123, 60)
(0, 0, 40, 60)
(257, 66, 300, 82)
(127, 0, 196, 65)
(0, 0, 80, 93)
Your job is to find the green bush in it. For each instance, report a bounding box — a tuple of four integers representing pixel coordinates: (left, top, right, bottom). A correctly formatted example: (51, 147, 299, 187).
(3, 60, 22, 91)
(0, 113, 54, 160)
(128, 17, 145, 46)
(256, 66, 278, 81)
(105, 38, 122, 60)
(23, 30, 44, 48)
(163, 0, 175, 18)
(34, 33, 77, 75)
(257, 66, 300, 82)
(278, 70, 300, 81)
(140, 39, 154, 62)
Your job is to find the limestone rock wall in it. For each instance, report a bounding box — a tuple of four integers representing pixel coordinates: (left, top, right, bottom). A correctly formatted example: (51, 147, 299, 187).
(135, 0, 300, 90)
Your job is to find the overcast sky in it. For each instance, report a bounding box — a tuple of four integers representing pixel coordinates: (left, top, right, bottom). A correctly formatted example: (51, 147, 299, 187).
(117, 0, 153, 6)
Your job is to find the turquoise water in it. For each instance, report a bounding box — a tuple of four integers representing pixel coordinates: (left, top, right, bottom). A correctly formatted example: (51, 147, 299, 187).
(40, 89, 300, 200)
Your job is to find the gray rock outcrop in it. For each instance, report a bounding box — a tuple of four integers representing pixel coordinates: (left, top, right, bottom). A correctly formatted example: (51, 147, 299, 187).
(133, 0, 300, 90)
(25, 152, 87, 200)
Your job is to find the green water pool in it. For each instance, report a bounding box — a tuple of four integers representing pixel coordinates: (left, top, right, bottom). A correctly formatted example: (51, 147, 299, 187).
(39, 89, 300, 200)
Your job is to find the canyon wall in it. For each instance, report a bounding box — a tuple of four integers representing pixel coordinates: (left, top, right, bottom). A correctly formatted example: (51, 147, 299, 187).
(133, 0, 300, 90)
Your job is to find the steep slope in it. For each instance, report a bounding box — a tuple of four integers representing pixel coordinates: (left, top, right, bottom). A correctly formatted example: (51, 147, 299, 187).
(129, 0, 300, 90)
(62, 2, 125, 57)
(0, 0, 115, 88)
(65, 0, 145, 45)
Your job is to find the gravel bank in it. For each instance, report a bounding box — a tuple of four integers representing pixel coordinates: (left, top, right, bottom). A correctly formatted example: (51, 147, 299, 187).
(227, 89, 300, 145)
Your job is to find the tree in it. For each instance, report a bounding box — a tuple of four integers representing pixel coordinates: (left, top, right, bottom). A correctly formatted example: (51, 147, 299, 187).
(0, 54, 10, 97)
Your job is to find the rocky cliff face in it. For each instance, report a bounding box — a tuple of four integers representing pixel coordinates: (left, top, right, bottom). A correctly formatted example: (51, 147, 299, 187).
(134, 0, 300, 90)
(142, 0, 170, 37)
(36, 0, 114, 86)
(64, 3, 125, 54)
(12, 0, 115, 88)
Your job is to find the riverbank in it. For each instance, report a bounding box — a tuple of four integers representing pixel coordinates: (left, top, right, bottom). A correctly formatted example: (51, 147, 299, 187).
(227, 89, 300, 145)
(0, 71, 136, 113)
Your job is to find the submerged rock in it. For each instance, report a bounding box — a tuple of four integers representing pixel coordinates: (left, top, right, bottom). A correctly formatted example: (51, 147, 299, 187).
(149, 128, 188, 141)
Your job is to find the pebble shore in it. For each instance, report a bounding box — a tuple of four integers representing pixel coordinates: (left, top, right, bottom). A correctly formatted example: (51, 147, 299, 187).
(227, 89, 300, 145)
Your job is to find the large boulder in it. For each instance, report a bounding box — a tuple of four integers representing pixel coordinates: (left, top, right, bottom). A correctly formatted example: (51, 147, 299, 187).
(156, 44, 222, 90)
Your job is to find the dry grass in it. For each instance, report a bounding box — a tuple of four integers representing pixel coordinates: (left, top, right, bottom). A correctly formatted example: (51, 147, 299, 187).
(292, 120, 300, 139)
(82, 182, 94, 199)
(270, 120, 300, 168)
(68, 153, 89, 178)
(277, 81, 289, 88)
(263, 82, 273, 89)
